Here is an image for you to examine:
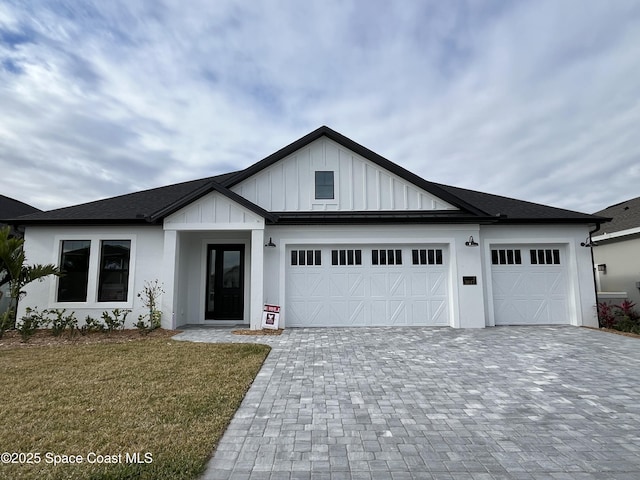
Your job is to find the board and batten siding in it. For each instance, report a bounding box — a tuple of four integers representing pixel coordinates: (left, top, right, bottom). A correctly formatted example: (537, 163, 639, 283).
(231, 137, 458, 212)
(164, 191, 264, 229)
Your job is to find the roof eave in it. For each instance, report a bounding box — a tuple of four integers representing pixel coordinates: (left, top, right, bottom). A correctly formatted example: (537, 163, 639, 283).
(147, 180, 278, 223)
(7, 218, 157, 227)
(269, 211, 498, 225)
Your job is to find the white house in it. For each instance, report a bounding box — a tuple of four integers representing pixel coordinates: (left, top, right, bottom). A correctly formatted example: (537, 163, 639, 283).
(11, 127, 606, 329)
(592, 196, 640, 306)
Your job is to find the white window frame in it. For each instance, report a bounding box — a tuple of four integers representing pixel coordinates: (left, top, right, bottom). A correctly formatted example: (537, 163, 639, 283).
(50, 234, 137, 309)
(312, 170, 339, 207)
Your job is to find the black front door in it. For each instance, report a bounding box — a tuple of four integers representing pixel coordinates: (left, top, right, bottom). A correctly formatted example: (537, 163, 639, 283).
(205, 245, 244, 320)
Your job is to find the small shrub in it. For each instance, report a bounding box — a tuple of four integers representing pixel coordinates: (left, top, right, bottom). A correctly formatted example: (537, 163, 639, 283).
(134, 317, 151, 335)
(101, 309, 130, 332)
(613, 300, 640, 334)
(137, 279, 164, 332)
(616, 316, 640, 334)
(597, 302, 617, 329)
(18, 308, 43, 342)
(615, 300, 639, 320)
(597, 300, 640, 334)
(80, 316, 105, 335)
(47, 309, 78, 337)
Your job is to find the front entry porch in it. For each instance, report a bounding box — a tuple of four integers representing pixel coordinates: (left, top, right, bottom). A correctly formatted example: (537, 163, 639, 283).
(158, 189, 269, 330)
(161, 229, 265, 330)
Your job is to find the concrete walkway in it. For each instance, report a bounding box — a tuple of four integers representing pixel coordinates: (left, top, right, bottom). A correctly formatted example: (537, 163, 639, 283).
(173, 327, 640, 480)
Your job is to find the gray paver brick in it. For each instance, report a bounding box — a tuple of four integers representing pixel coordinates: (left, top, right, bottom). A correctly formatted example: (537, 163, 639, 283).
(175, 326, 640, 480)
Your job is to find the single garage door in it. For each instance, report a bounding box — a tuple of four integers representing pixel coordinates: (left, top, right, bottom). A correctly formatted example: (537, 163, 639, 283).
(286, 245, 449, 327)
(491, 245, 570, 325)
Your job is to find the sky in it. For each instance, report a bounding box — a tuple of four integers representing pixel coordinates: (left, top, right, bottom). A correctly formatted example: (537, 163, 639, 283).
(1, 0, 639, 215)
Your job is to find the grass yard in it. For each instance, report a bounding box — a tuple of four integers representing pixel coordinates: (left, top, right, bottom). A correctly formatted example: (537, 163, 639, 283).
(0, 338, 271, 480)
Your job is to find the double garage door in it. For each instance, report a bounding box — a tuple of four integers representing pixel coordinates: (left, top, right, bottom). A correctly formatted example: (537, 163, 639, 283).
(491, 245, 570, 325)
(286, 245, 450, 327)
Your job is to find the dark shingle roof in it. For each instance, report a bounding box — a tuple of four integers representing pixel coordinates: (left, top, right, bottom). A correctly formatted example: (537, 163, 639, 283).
(7, 127, 606, 227)
(0, 195, 41, 223)
(594, 196, 640, 234)
(13, 173, 237, 224)
(436, 184, 605, 223)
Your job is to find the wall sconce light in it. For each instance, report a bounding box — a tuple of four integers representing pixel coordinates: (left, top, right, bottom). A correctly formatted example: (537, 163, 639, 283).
(597, 264, 606, 273)
(580, 236, 598, 247)
(264, 237, 276, 248)
(465, 236, 479, 247)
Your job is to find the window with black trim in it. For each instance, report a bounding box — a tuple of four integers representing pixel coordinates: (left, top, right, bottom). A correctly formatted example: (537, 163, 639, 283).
(57, 240, 91, 302)
(372, 249, 403, 265)
(411, 249, 443, 265)
(98, 240, 131, 302)
(491, 249, 522, 265)
(331, 249, 362, 266)
(530, 249, 560, 265)
(290, 249, 322, 266)
(315, 171, 334, 200)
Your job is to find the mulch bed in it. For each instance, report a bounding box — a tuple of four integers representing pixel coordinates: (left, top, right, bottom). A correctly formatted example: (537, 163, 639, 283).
(583, 326, 640, 339)
(232, 328, 283, 336)
(0, 328, 181, 349)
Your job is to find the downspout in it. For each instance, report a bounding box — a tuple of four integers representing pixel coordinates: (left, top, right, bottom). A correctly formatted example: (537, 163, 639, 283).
(587, 223, 603, 324)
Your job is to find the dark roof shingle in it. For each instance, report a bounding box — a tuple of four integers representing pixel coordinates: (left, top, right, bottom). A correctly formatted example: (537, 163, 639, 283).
(436, 184, 605, 223)
(0, 195, 41, 222)
(594, 196, 640, 234)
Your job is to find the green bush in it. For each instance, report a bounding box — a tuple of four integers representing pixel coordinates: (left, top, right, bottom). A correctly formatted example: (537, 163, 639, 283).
(597, 300, 640, 333)
(18, 308, 44, 343)
(80, 316, 105, 335)
(101, 309, 130, 332)
(47, 309, 78, 337)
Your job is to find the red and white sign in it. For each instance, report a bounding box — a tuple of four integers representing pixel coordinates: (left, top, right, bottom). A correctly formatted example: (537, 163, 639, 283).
(261, 304, 280, 329)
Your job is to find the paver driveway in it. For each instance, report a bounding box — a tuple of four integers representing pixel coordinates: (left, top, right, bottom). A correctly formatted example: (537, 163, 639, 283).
(173, 326, 640, 480)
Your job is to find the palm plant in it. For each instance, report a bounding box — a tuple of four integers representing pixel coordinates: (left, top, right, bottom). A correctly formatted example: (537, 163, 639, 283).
(0, 226, 60, 336)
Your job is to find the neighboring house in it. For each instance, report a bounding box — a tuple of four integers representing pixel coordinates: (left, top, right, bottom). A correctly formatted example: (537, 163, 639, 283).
(592, 196, 640, 306)
(0, 195, 42, 315)
(10, 126, 606, 329)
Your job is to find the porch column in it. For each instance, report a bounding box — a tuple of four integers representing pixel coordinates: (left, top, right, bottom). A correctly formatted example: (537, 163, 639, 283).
(250, 229, 265, 329)
(161, 229, 179, 330)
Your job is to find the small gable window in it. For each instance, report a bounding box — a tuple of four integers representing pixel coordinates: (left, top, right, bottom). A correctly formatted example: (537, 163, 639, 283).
(315, 171, 334, 200)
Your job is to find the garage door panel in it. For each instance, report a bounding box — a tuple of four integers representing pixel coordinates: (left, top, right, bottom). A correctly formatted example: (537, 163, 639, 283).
(547, 271, 566, 294)
(389, 273, 407, 297)
(329, 274, 348, 297)
(371, 300, 387, 325)
(410, 273, 427, 295)
(370, 274, 387, 297)
(287, 245, 450, 327)
(349, 274, 365, 296)
(492, 245, 569, 326)
(429, 271, 448, 296)
(431, 300, 449, 325)
(389, 300, 407, 325)
(412, 300, 428, 321)
(348, 301, 366, 325)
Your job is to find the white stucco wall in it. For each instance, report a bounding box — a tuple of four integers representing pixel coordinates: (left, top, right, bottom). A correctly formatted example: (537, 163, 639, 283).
(17, 225, 164, 329)
(592, 235, 640, 306)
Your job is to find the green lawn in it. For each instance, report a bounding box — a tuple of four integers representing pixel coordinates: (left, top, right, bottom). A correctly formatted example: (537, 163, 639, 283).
(0, 338, 270, 480)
